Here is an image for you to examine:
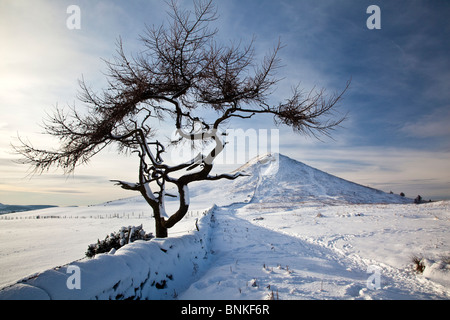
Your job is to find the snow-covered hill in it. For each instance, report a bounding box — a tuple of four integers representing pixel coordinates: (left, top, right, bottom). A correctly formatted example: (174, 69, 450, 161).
(0, 153, 449, 300)
(0, 203, 58, 215)
(222, 153, 410, 205)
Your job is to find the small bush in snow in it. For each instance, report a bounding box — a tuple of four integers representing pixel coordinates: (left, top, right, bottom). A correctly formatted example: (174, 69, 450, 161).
(411, 255, 425, 273)
(414, 195, 423, 204)
(86, 225, 153, 258)
(412, 254, 450, 275)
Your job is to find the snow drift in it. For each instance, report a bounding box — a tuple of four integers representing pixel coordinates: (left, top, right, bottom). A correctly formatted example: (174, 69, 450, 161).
(0, 207, 216, 300)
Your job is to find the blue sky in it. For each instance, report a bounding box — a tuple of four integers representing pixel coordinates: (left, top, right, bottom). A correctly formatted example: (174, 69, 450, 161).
(0, 0, 449, 205)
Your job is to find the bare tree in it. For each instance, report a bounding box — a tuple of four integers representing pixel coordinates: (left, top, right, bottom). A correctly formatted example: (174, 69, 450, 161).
(14, 0, 349, 238)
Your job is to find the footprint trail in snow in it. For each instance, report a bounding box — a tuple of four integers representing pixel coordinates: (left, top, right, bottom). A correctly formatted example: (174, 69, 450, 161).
(180, 204, 449, 300)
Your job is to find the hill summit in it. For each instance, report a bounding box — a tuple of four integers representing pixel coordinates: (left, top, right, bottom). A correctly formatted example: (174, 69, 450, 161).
(206, 153, 410, 206)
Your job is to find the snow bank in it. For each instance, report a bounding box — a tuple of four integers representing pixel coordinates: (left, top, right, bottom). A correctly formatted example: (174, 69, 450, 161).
(0, 206, 216, 300)
(422, 258, 450, 289)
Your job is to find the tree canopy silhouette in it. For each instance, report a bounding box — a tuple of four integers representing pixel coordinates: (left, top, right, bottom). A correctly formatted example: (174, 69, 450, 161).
(14, 0, 349, 237)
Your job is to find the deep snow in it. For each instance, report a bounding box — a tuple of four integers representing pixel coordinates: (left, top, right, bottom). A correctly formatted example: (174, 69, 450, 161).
(0, 153, 449, 299)
(180, 202, 450, 300)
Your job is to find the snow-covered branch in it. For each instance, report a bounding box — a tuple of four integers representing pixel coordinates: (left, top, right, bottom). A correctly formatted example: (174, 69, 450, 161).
(206, 171, 250, 181)
(110, 180, 140, 191)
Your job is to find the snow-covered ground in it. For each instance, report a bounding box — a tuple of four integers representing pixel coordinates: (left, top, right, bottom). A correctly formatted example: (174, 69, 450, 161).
(180, 201, 450, 300)
(0, 197, 209, 290)
(1, 153, 449, 299)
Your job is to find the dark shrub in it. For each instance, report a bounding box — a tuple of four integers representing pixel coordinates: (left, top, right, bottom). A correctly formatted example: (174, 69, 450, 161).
(86, 225, 153, 258)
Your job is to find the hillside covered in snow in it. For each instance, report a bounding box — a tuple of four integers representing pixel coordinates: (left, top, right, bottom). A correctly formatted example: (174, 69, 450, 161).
(0, 153, 448, 300)
(209, 153, 411, 205)
(0, 203, 57, 215)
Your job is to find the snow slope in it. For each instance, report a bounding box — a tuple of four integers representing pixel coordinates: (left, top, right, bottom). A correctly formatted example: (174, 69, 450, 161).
(180, 154, 449, 299)
(180, 202, 450, 300)
(0, 153, 449, 299)
(224, 153, 411, 205)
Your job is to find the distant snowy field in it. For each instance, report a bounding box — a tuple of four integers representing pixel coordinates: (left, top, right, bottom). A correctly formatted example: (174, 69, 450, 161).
(1, 154, 449, 299)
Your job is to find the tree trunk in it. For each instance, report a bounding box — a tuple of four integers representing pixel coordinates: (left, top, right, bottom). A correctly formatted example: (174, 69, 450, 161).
(152, 205, 168, 238)
(155, 216, 168, 238)
(153, 184, 190, 238)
